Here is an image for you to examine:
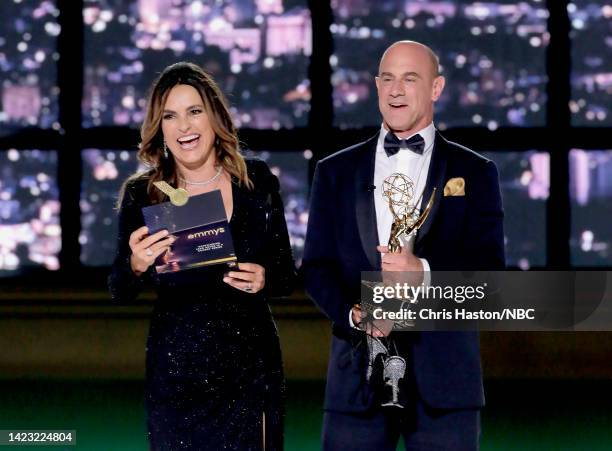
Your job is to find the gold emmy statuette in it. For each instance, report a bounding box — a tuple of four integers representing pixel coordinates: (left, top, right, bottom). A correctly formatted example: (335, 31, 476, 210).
(153, 181, 189, 207)
(381, 173, 436, 253)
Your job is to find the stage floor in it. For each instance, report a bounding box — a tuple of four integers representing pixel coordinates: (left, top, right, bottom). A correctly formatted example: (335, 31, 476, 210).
(1, 379, 611, 450)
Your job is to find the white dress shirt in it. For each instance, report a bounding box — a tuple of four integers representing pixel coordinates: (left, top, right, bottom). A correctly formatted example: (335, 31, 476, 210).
(349, 122, 435, 329)
(374, 122, 435, 259)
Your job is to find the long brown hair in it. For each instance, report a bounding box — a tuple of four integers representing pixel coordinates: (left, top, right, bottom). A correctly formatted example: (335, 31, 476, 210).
(125, 62, 251, 205)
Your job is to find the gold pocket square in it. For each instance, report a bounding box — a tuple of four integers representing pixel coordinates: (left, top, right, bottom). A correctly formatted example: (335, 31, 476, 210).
(444, 177, 465, 197)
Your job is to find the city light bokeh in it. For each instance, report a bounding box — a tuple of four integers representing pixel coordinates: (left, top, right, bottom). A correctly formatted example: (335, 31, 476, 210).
(0, 0, 60, 136)
(0, 149, 61, 272)
(83, 0, 311, 129)
(331, 0, 549, 129)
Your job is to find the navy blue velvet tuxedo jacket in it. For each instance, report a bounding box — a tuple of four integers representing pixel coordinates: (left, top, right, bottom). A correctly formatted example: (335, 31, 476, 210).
(302, 131, 505, 413)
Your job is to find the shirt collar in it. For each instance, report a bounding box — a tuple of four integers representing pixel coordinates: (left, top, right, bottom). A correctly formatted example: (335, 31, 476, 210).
(377, 122, 436, 155)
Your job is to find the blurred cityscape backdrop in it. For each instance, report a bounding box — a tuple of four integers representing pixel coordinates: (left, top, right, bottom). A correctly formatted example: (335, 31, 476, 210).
(1, 4, 611, 448)
(0, 0, 610, 275)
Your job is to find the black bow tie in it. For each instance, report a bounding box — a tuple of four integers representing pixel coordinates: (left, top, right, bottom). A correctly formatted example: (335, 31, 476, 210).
(384, 132, 425, 157)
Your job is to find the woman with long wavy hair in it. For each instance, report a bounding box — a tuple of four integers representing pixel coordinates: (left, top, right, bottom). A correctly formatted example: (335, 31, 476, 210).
(109, 62, 295, 450)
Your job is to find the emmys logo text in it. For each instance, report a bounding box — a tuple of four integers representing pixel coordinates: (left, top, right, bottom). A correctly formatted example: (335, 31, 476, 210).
(188, 227, 225, 240)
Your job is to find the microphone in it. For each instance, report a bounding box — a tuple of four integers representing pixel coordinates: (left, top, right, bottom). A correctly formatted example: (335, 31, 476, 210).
(367, 184, 376, 192)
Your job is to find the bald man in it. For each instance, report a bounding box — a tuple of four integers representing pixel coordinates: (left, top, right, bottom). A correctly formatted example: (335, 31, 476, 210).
(303, 41, 505, 450)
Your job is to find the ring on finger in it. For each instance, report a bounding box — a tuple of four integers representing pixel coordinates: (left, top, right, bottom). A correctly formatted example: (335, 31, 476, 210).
(145, 247, 153, 257)
(244, 283, 253, 292)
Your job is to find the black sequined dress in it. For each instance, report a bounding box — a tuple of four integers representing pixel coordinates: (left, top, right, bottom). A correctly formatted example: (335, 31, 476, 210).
(109, 159, 296, 450)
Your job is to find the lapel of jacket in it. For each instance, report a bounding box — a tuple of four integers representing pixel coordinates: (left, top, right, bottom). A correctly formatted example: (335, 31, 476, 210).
(415, 131, 449, 252)
(354, 133, 380, 270)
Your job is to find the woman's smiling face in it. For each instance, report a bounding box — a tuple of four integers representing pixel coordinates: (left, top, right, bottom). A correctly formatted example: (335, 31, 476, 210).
(161, 84, 216, 171)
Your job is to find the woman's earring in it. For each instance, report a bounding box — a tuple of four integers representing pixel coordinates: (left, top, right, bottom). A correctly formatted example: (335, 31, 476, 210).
(163, 142, 169, 158)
